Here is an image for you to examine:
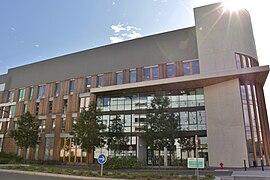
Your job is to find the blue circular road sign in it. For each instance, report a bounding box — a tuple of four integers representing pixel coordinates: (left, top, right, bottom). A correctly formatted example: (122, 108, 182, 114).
(97, 153, 107, 165)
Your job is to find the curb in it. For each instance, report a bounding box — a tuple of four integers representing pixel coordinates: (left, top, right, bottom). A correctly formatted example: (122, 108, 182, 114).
(0, 169, 126, 180)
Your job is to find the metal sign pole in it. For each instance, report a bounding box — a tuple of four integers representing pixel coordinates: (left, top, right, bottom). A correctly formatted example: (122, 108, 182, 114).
(101, 164, 103, 176)
(195, 135, 199, 180)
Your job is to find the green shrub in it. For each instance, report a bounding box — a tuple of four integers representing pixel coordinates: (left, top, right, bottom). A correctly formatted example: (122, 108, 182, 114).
(36, 166, 45, 172)
(47, 167, 54, 173)
(0, 152, 22, 164)
(53, 168, 62, 174)
(64, 168, 74, 175)
(106, 156, 144, 169)
(76, 169, 85, 176)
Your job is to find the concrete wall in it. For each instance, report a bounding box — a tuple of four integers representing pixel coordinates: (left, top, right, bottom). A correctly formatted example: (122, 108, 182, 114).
(195, 3, 259, 167)
(194, 3, 258, 74)
(204, 79, 248, 167)
(6, 27, 198, 90)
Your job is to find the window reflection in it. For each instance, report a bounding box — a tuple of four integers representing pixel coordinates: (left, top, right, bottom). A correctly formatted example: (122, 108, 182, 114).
(97, 88, 206, 132)
(166, 64, 174, 78)
(117, 72, 123, 85)
(143, 68, 150, 81)
(130, 69, 136, 83)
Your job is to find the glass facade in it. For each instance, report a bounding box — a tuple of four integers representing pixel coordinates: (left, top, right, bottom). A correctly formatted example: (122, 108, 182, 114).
(235, 53, 259, 68)
(240, 81, 266, 166)
(96, 88, 206, 159)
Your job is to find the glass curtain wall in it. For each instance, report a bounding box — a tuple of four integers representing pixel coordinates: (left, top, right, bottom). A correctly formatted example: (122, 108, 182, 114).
(96, 88, 206, 163)
(240, 81, 267, 166)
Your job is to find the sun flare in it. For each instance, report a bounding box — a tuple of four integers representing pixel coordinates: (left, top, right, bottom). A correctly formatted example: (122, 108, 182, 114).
(222, 0, 247, 12)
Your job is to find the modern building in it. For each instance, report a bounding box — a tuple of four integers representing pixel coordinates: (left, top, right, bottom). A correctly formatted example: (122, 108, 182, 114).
(0, 3, 269, 168)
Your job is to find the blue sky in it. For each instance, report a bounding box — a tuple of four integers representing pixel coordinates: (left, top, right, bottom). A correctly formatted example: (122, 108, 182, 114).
(1, 0, 270, 114)
(0, 0, 220, 74)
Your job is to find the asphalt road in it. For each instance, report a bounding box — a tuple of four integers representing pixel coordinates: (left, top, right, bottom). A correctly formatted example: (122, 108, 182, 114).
(0, 172, 75, 180)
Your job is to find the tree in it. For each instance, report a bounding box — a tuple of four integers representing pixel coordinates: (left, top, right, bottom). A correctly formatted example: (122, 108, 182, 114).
(144, 93, 178, 167)
(106, 115, 129, 156)
(178, 137, 199, 158)
(11, 111, 39, 163)
(72, 102, 105, 164)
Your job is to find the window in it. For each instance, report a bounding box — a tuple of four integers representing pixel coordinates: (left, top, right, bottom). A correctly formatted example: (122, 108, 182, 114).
(38, 119, 46, 133)
(8, 90, 15, 102)
(13, 121, 17, 130)
(72, 118, 76, 131)
(38, 85, 46, 99)
(48, 101, 53, 114)
(0, 107, 7, 118)
(166, 64, 174, 78)
(9, 106, 16, 118)
(183, 60, 200, 75)
(152, 66, 159, 80)
(63, 99, 68, 114)
(235, 53, 258, 69)
(69, 80, 75, 94)
(192, 61, 200, 74)
(143, 68, 150, 81)
(50, 118, 56, 133)
(55, 82, 60, 97)
(116, 72, 123, 85)
(97, 75, 103, 88)
(23, 103, 28, 113)
(129, 69, 136, 83)
(35, 103, 39, 115)
(85, 76, 91, 92)
(79, 97, 90, 112)
(183, 62, 190, 75)
(235, 54, 241, 69)
(18, 88, 26, 101)
(61, 118, 66, 132)
(29, 87, 34, 100)
(242, 55, 247, 68)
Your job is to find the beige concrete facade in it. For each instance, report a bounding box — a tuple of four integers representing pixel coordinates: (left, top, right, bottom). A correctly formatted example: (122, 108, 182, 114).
(205, 79, 248, 167)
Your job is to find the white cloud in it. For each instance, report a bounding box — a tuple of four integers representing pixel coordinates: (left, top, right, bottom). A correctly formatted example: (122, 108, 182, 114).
(111, 24, 126, 33)
(112, 1, 116, 5)
(110, 24, 142, 43)
(110, 36, 124, 43)
(10, 27, 15, 31)
(35, 44, 39, 48)
(126, 26, 141, 31)
(127, 31, 142, 39)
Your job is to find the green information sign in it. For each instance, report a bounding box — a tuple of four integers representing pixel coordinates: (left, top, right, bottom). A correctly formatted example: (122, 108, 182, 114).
(187, 158, 205, 169)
